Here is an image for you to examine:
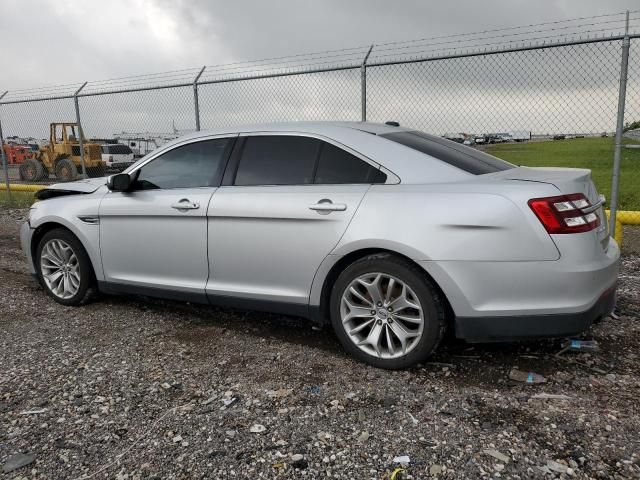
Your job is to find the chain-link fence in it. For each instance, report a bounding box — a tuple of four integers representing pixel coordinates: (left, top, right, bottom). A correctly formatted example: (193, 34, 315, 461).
(1, 12, 640, 246)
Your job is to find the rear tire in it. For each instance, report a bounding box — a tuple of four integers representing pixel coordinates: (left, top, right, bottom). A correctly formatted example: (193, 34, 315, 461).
(55, 158, 78, 182)
(330, 253, 446, 369)
(36, 228, 95, 306)
(19, 159, 45, 182)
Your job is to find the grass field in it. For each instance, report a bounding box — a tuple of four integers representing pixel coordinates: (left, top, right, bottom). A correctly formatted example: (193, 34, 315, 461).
(487, 137, 640, 211)
(0, 190, 37, 209)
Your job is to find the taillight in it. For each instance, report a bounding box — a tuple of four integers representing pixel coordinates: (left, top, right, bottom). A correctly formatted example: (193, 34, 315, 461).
(528, 193, 600, 234)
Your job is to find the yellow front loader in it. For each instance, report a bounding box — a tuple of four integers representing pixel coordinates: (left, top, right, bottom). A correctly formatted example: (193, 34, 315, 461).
(19, 123, 105, 182)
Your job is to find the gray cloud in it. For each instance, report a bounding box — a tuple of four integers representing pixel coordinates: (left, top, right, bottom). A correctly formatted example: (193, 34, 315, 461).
(0, 0, 638, 139)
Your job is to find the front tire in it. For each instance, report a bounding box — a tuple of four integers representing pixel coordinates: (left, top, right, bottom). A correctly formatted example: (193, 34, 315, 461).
(330, 254, 446, 369)
(36, 228, 95, 306)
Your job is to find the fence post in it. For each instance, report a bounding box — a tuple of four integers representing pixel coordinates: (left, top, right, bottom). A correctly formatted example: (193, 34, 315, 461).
(193, 66, 206, 131)
(0, 91, 10, 199)
(361, 45, 374, 122)
(609, 11, 630, 237)
(74, 82, 88, 179)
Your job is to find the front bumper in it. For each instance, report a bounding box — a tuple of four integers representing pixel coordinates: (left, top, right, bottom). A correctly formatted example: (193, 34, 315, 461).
(20, 221, 36, 275)
(455, 286, 616, 342)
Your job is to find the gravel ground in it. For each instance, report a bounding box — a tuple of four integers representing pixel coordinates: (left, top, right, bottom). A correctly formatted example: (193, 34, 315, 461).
(1, 208, 639, 480)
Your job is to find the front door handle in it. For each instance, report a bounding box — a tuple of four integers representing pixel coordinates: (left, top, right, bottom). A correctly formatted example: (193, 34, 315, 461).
(171, 198, 200, 210)
(309, 199, 347, 214)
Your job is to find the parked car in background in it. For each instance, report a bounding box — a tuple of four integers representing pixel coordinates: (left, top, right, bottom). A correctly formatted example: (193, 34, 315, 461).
(21, 122, 619, 369)
(474, 135, 486, 144)
(101, 144, 135, 171)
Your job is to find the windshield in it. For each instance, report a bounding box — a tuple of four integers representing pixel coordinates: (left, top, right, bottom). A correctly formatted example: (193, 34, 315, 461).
(381, 130, 515, 175)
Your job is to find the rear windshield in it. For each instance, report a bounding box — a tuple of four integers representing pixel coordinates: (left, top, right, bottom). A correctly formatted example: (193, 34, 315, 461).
(381, 130, 515, 175)
(104, 144, 132, 154)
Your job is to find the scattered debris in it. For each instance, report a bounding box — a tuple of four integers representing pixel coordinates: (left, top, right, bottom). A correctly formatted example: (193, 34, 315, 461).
(19, 409, 47, 415)
(267, 388, 293, 399)
(3, 453, 36, 474)
(509, 368, 546, 384)
(249, 424, 266, 433)
(429, 464, 444, 476)
(531, 393, 573, 400)
(390, 467, 406, 479)
(393, 455, 410, 465)
(483, 449, 510, 463)
(556, 339, 600, 356)
(290, 454, 308, 469)
(546, 460, 569, 474)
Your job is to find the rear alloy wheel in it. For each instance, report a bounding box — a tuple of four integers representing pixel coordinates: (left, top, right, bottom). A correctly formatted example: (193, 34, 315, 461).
(36, 228, 94, 306)
(330, 254, 446, 369)
(55, 158, 78, 182)
(19, 159, 46, 182)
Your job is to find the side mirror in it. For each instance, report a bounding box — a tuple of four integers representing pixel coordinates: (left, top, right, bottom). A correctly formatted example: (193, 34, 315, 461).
(107, 173, 132, 191)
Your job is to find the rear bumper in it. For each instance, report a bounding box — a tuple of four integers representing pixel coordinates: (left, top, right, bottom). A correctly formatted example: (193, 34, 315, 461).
(419, 237, 620, 342)
(455, 286, 616, 342)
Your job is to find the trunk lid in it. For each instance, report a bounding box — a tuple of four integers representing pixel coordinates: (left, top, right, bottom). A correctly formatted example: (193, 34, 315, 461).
(488, 166, 608, 242)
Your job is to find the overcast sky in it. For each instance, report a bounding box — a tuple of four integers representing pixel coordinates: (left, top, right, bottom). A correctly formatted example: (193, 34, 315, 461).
(1, 0, 638, 90)
(1, 0, 638, 139)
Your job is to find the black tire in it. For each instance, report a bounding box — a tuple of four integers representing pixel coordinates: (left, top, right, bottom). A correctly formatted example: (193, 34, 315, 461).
(19, 159, 45, 182)
(55, 158, 78, 182)
(329, 253, 446, 369)
(36, 228, 95, 306)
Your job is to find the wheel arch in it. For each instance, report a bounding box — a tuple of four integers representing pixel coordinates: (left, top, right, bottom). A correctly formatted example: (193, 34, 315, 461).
(311, 247, 454, 327)
(30, 220, 101, 283)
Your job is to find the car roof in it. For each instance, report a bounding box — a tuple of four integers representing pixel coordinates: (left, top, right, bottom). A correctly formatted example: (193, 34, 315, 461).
(177, 121, 411, 141)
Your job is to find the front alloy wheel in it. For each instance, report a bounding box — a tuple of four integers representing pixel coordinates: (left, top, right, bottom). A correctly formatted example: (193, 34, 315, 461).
(36, 228, 95, 306)
(40, 239, 81, 299)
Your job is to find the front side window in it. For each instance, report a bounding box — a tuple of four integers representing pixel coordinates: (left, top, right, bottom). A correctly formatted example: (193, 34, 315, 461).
(134, 138, 232, 190)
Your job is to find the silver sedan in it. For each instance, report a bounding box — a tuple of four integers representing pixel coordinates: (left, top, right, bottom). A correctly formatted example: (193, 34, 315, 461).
(21, 122, 619, 369)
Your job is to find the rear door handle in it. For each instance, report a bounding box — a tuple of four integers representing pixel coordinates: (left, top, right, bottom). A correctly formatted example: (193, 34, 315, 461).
(171, 198, 200, 210)
(309, 199, 347, 214)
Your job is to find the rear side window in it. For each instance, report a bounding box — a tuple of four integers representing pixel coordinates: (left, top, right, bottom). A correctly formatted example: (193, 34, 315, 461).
(232, 135, 387, 186)
(134, 138, 233, 190)
(315, 142, 386, 184)
(381, 130, 515, 175)
(234, 136, 320, 186)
